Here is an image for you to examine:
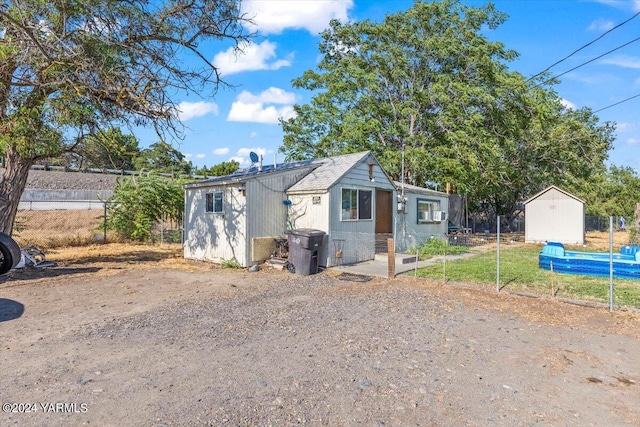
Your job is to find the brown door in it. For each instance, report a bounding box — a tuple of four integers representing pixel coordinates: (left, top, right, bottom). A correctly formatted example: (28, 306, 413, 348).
(375, 189, 393, 234)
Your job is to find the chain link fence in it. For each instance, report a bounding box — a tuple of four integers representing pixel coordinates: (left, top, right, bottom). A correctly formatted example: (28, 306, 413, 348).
(402, 215, 640, 311)
(13, 201, 183, 249)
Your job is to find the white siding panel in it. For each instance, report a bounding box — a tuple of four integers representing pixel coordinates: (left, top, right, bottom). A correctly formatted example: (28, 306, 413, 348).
(287, 193, 331, 266)
(287, 194, 330, 231)
(184, 186, 247, 265)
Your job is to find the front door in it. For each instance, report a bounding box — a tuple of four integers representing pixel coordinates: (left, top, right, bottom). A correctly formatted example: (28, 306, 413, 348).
(375, 189, 393, 252)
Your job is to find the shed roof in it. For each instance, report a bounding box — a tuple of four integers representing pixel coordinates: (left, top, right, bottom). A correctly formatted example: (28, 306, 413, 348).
(524, 185, 585, 205)
(287, 151, 376, 193)
(394, 181, 448, 197)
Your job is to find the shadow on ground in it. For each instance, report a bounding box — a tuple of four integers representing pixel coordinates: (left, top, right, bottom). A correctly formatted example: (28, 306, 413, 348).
(0, 298, 25, 322)
(0, 267, 101, 283)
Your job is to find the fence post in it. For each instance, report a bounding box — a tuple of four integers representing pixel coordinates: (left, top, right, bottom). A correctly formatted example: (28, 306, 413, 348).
(387, 238, 395, 279)
(103, 202, 108, 244)
(496, 215, 500, 292)
(609, 216, 614, 312)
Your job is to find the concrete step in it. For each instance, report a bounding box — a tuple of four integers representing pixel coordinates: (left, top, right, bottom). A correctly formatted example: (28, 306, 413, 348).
(374, 253, 417, 264)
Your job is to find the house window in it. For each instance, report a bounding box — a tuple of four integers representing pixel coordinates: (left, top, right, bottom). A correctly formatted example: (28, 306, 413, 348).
(206, 191, 223, 213)
(342, 188, 372, 221)
(417, 199, 441, 223)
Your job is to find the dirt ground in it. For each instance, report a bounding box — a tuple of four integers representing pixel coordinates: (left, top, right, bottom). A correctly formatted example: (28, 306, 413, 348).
(1, 244, 639, 426)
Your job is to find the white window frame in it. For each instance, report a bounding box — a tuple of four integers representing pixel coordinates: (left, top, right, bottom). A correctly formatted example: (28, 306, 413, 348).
(341, 188, 373, 221)
(206, 190, 224, 213)
(417, 198, 441, 223)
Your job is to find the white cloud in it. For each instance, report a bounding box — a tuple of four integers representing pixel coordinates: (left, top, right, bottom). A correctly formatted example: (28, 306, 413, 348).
(227, 87, 297, 124)
(238, 87, 297, 104)
(626, 138, 640, 145)
(601, 54, 640, 69)
(213, 41, 292, 76)
(241, 0, 352, 35)
(212, 147, 230, 155)
(195, 153, 206, 159)
(616, 122, 637, 132)
(560, 99, 576, 110)
(250, 131, 258, 138)
(231, 147, 275, 167)
(184, 153, 192, 159)
(593, 0, 640, 11)
(588, 18, 614, 31)
(229, 156, 246, 166)
(176, 101, 218, 121)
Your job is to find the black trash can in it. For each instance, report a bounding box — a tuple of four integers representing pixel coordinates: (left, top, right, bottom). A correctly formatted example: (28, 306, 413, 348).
(286, 228, 326, 275)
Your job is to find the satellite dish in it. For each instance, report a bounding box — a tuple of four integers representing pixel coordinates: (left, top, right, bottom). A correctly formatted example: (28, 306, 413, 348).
(249, 152, 259, 163)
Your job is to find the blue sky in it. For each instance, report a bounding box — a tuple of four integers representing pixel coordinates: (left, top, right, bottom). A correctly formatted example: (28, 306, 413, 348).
(136, 0, 640, 172)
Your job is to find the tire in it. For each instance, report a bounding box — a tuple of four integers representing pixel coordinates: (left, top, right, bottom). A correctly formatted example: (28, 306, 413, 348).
(0, 232, 21, 275)
(287, 262, 295, 274)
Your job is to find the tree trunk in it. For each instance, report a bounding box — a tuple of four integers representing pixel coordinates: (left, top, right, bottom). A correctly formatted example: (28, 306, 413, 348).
(0, 146, 33, 234)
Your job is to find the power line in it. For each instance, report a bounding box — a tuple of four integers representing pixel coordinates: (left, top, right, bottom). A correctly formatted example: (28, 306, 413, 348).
(527, 10, 640, 82)
(594, 93, 640, 113)
(537, 35, 640, 86)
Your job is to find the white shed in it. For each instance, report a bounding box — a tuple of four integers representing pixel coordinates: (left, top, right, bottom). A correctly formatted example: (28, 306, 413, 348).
(524, 185, 585, 244)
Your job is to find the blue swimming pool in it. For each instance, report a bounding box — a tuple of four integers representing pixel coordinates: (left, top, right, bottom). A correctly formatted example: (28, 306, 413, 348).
(539, 242, 640, 280)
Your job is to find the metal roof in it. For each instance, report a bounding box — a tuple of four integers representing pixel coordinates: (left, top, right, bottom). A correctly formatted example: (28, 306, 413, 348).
(182, 159, 318, 189)
(394, 181, 448, 197)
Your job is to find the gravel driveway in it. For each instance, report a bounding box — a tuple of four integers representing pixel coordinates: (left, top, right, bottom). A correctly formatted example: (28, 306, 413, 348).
(1, 263, 639, 426)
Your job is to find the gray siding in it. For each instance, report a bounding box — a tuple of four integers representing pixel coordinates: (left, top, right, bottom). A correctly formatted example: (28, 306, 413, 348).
(326, 159, 395, 266)
(246, 168, 316, 265)
(395, 191, 449, 252)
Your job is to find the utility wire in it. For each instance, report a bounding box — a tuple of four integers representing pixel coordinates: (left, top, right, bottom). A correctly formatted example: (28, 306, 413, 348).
(594, 93, 640, 113)
(535, 35, 640, 87)
(527, 10, 640, 82)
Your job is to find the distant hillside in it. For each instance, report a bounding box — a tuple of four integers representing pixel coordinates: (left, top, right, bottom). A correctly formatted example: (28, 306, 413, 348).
(8, 169, 121, 191)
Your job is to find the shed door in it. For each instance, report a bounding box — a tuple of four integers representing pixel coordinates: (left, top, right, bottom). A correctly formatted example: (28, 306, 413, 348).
(375, 189, 393, 234)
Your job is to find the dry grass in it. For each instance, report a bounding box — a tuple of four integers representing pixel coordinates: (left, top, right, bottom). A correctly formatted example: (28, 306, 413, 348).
(13, 209, 105, 248)
(43, 242, 215, 272)
(583, 230, 631, 250)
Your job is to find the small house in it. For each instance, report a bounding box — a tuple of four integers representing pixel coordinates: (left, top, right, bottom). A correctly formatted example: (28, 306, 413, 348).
(524, 185, 585, 244)
(183, 151, 449, 268)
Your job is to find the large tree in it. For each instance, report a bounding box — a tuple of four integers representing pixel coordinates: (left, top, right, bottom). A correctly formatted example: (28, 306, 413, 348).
(78, 127, 141, 170)
(280, 0, 614, 219)
(0, 0, 252, 233)
(134, 141, 192, 175)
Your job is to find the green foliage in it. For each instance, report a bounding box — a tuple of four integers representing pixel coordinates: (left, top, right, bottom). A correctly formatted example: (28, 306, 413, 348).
(0, 0, 251, 232)
(107, 174, 184, 241)
(221, 257, 241, 269)
(572, 165, 640, 219)
(411, 238, 469, 259)
(79, 128, 141, 170)
(198, 160, 240, 177)
(280, 0, 614, 222)
(134, 141, 193, 175)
